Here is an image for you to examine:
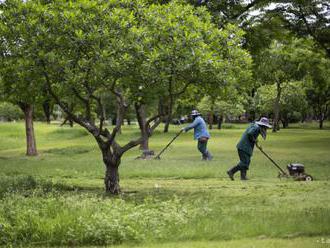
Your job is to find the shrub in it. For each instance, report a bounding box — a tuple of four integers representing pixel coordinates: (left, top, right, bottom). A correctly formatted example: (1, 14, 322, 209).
(0, 102, 23, 121)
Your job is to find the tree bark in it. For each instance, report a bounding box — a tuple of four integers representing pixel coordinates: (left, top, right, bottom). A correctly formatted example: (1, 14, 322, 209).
(272, 81, 282, 132)
(115, 109, 122, 134)
(319, 119, 324, 129)
(282, 119, 289, 128)
(163, 97, 173, 133)
(111, 115, 117, 126)
(164, 78, 174, 133)
(42, 99, 52, 124)
(135, 104, 149, 151)
(60, 116, 73, 127)
(19, 103, 38, 156)
(208, 112, 214, 130)
(318, 104, 328, 129)
(217, 115, 223, 129)
(102, 148, 121, 194)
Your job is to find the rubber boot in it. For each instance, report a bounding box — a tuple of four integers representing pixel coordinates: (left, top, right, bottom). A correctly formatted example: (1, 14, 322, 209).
(227, 166, 240, 180)
(206, 151, 213, 161)
(202, 151, 213, 161)
(240, 170, 248, 180)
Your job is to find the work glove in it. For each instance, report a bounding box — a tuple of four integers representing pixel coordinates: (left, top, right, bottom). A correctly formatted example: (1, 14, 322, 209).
(181, 127, 187, 132)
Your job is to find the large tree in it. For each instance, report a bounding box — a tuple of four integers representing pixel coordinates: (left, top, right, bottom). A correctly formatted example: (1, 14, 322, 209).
(1, 0, 248, 193)
(256, 39, 304, 132)
(297, 41, 330, 129)
(0, 1, 44, 156)
(254, 81, 309, 127)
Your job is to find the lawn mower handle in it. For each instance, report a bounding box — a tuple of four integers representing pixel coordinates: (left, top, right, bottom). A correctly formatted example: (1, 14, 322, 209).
(154, 129, 184, 159)
(256, 143, 288, 176)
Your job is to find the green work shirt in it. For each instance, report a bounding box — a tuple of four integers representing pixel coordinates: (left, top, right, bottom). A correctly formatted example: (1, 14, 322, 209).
(236, 123, 261, 156)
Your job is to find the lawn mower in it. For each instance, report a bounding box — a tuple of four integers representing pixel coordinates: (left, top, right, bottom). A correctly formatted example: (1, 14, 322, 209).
(256, 143, 313, 181)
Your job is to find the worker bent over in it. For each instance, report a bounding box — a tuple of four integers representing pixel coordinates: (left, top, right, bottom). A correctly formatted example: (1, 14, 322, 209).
(227, 117, 272, 180)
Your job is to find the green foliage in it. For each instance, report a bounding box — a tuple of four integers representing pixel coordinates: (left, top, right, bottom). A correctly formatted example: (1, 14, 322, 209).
(197, 93, 245, 119)
(295, 40, 330, 125)
(0, 102, 22, 121)
(269, 0, 330, 57)
(0, 0, 45, 106)
(255, 81, 309, 121)
(257, 39, 302, 85)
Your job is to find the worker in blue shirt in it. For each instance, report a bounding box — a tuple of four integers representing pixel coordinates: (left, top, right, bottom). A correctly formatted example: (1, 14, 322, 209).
(182, 110, 212, 160)
(227, 117, 272, 180)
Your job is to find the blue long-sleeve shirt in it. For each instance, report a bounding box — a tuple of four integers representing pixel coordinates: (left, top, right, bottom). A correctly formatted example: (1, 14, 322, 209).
(184, 116, 210, 140)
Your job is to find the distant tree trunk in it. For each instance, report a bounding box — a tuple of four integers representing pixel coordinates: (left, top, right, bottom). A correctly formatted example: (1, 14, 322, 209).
(135, 104, 149, 151)
(42, 99, 52, 124)
(61, 116, 73, 127)
(111, 115, 117, 126)
(282, 119, 289, 128)
(281, 113, 289, 128)
(273, 81, 282, 132)
(116, 109, 122, 134)
(217, 115, 223, 129)
(208, 112, 214, 129)
(19, 103, 38, 156)
(164, 97, 173, 133)
(127, 118, 131, 125)
(164, 75, 175, 133)
(318, 104, 328, 129)
(319, 119, 324, 129)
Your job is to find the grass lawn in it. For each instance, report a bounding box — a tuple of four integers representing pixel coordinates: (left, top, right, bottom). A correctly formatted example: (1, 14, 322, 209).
(0, 121, 329, 247)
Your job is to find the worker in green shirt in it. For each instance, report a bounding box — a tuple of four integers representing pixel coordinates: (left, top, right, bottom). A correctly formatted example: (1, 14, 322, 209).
(227, 117, 272, 180)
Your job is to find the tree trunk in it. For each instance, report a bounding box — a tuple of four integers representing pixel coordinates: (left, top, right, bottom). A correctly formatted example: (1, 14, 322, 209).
(102, 149, 121, 194)
(272, 81, 282, 133)
(319, 104, 328, 129)
(19, 103, 38, 156)
(42, 100, 52, 124)
(135, 104, 149, 151)
(282, 119, 289, 128)
(164, 98, 173, 133)
(127, 118, 131, 125)
(111, 115, 117, 126)
(281, 113, 289, 128)
(164, 79, 174, 133)
(319, 119, 324, 129)
(217, 115, 223, 129)
(115, 110, 122, 134)
(164, 117, 171, 133)
(208, 112, 214, 130)
(135, 104, 155, 159)
(61, 116, 74, 127)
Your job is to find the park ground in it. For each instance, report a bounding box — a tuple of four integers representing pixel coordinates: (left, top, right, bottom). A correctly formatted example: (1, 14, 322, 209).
(0, 122, 330, 247)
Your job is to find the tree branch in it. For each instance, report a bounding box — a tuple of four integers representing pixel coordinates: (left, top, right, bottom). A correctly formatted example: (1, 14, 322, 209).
(119, 137, 143, 155)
